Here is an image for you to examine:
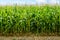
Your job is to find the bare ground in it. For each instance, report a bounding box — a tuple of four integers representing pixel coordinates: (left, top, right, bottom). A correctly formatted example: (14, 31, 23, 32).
(0, 36, 60, 40)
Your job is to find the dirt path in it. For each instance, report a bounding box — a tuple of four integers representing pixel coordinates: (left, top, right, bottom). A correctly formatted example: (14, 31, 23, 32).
(0, 36, 60, 40)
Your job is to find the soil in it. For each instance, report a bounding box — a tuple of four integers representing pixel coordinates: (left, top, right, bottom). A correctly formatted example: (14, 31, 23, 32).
(0, 36, 60, 40)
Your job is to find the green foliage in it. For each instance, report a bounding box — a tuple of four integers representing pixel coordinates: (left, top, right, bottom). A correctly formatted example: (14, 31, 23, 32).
(0, 5, 60, 36)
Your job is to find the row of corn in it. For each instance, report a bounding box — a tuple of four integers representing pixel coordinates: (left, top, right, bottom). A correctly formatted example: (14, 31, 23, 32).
(0, 5, 60, 36)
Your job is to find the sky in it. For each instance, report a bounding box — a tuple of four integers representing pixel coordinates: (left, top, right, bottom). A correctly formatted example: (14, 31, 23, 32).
(0, 0, 60, 5)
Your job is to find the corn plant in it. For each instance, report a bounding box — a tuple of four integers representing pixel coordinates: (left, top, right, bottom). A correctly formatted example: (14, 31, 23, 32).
(0, 5, 60, 36)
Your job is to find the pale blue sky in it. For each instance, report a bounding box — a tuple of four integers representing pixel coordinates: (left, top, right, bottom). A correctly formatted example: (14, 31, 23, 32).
(0, 0, 60, 5)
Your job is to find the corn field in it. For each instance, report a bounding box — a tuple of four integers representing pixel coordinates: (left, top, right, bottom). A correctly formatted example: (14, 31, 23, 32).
(0, 5, 60, 36)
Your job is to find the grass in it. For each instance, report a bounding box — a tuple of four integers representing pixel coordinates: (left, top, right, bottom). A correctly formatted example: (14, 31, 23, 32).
(0, 5, 60, 36)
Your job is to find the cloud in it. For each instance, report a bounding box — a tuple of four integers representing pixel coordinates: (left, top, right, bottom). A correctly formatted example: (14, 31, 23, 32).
(49, 0, 57, 4)
(47, 0, 60, 4)
(0, 0, 60, 5)
(1, 0, 36, 5)
(36, 0, 46, 2)
(36, 0, 47, 4)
